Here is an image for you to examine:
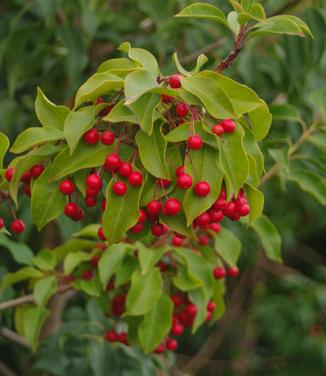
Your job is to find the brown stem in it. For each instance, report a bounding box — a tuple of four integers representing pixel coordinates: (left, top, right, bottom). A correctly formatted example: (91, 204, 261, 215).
(1, 328, 30, 348)
(0, 360, 18, 376)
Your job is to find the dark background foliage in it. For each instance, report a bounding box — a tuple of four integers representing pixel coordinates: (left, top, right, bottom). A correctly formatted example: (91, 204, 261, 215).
(0, 1, 325, 375)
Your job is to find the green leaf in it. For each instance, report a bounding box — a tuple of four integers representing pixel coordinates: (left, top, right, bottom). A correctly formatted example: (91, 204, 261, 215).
(175, 3, 228, 28)
(173, 52, 208, 77)
(98, 244, 129, 289)
(97, 57, 140, 75)
(189, 288, 208, 332)
(11, 127, 64, 154)
(53, 239, 96, 262)
(227, 11, 240, 34)
(32, 250, 57, 271)
(103, 100, 137, 123)
(129, 92, 161, 134)
(1, 267, 44, 290)
(35, 88, 70, 130)
(270, 103, 301, 122)
(64, 251, 94, 275)
(23, 306, 49, 351)
(31, 164, 67, 230)
(64, 106, 95, 154)
(119, 42, 159, 78)
(33, 276, 57, 306)
(212, 280, 226, 321)
(0, 132, 9, 169)
(307, 133, 326, 151)
(251, 215, 282, 262)
(243, 128, 264, 185)
(51, 142, 116, 180)
(214, 228, 242, 267)
(173, 267, 203, 291)
(0, 233, 34, 265)
(138, 292, 173, 353)
(183, 145, 223, 226)
(102, 177, 143, 245)
(251, 15, 312, 38)
(115, 255, 139, 287)
(126, 268, 163, 316)
(288, 168, 326, 205)
(137, 243, 167, 275)
(245, 101, 272, 141)
(136, 123, 169, 178)
(181, 72, 236, 119)
(74, 72, 124, 108)
(74, 277, 102, 297)
(124, 70, 158, 103)
(161, 210, 196, 239)
(73, 224, 100, 239)
(219, 125, 249, 195)
(244, 183, 264, 223)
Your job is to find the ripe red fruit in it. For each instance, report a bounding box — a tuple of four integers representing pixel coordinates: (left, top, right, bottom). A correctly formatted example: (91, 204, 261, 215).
(227, 266, 239, 278)
(81, 270, 93, 280)
(118, 332, 128, 345)
(72, 207, 85, 221)
(220, 119, 236, 133)
(130, 223, 144, 234)
(128, 171, 143, 187)
(212, 124, 225, 136)
(99, 106, 112, 117)
(213, 197, 227, 211)
(171, 294, 184, 307)
(186, 303, 197, 317)
(86, 174, 102, 191)
(5, 167, 14, 182)
(112, 294, 126, 316)
(151, 223, 166, 237)
(238, 204, 250, 217)
(24, 185, 31, 197)
(163, 198, 181, 216)
(198, 235, 209, 245)
(195, 212, 211, 227)
(11, 219, 25, 234)
(86, 187, 99, 197)
(64, 202, 79, 218)
(224, 202, 236, 217)
(89, 255, 100, 266)
(206, 311, 213, 321)
(98, 227, 106, 241)
(113, 181, 127, 196)
(63, 274, 74, 284)
(177, 173, 193, 189)
(156, 178, 171, 188)
(207, 301, 216, 312)
(172, 235, 183, 247)
(147, 200, 162, 217)
(101, 199, 107, 211)
(0, 218, 5, 229)
(101, 130, 115, 145)
(194, 181, 210, 197)
(213, 267, 226, 279)
(209, 209, 224, 223)
(105, 153, 121, 171)
(175, 102, 189, 118)
(155, 343, 165, 354)
(208, 222, 221, 233)
(60, 179, 75, 195)
(21, 171, 31, 184)
(169, 74, 182, 89)
(106, 330, 118, 342)
(161, 94, 174, 103)
(83, 128, 99, 144)
(171, 322, 184, 336)
(165, 338, 178, 351)
(118, 162, 133, 178)
(187, 135, 203, 150)
(84, 196, 97, 207)
(138, 209, 147, 223)
(176, 165, 185, 177)
(30, 164, 44, 178)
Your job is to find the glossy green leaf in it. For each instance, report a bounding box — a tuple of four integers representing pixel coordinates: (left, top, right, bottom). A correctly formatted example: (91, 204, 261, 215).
(212, 280, 226, 321)
(103, 99, 137, 123)
(244, 183, 264, 223)
(64, 251, 95, 275)
(189, 288, 208, 332)
(173, 52, 208, 77)
(227, 11, 240, 34)
(138, 292, 173, 353)
(243, 128, 264, 185)
(35, 88, 70, 130)
(33, 275, 57, 306)
(97, 57, 140, 75)
(161, 210, 196, 239)
(114, 255, 139, 287)
(73, 224, 101, 239)
(245, 102, 272, 141)
(74, 277, 102, 297)
(11, 127, 63, 154)
(1, 267, 44, 290)
(24, 306, 49, 351)
(31, 250, 57, 271)
(251, 215, 282, 262)
(183, 145, 223, 226)
(136, 123, 169, 178)
(137, 243, 167, 275)
(102, 177, 143, 245)
(53, 239, 96, 262)
(74, 72, 124, 108)
(126, 268, 163, 316)
(173, 267, 203, 291)
(0, 132, 9, 169)
(0, 233, 34, 265)
(214, 228, 242, 267)
(124, 69, 158, 103)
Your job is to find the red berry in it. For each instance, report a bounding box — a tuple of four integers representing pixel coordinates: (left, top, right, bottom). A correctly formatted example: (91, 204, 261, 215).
(63, 274, 74, 284)
(213, 267, 226, 279)
(24, 185, 31, 197)
(113, 181, 127, 196)
(138, 209, 147, 223)
(118, 332, 128, 345)
(112, 294, 126, 316)
(169, 74, 182, 89)
(238, 204, 250, 217)
(206, 311, 213, 321)
(30, 164, 44, 178)
(212, 124, 225, 136)
(171, 322, 184, 336)
(165, 338, 178, 351)
(89, 255, 100, 266)
(175, 102, 189, 118)
(147, 200, 162, 217)
(64, 202, 79, 218)
(187, 135, 203, 150)
(101, 199, 107, 211)
(105, 153, 121, 171)
(86, 174, 102, 191)
(128, 171, 143, 187)
(83, 128, 99, 144)
(156, 178, 171, 188)
(194, 181, 210, 197)
(186, 303, 197, 317)
(101, 130, 115, 145)
(118, 162, 133, 178)
(155, 343, 165, 354)
(106, 330, 118, 342)
(5, 167, 14, 182)
(171, 294, 184, 307)
(0, 218, 4, 229)
(207, 301, 216, 312)
(11, 219, 25, 234)
(130, 223, 144, 234)
(207, 222, 221, 233)
(86, 187, 99, 197)
(176, 165, 185, 177)
(60, 179, 75, 195)
(227, 266, 239, 278)
(177, 174, 193, 189)
(213, 197, 227, 211)
(161, 94, 174, 103)
(224, 202, 236, 217)
(98, 227, 106, 241)
(151, 223, 166, 237)
(21, 171, 31, 184)
(194, 212, 211, 227)
(163, 198, 181, 216)
(209, 209, 224, 223)
(99, 106, 112, 117)
(81, 270, 93, 280)
(172, 236, 183, 247)
(72, 207, 85, 221)
(198, 235, 209, 245)
(158, 261, 168, 272)
(220, 119, 236, 133)
(85, 196, 97, 207)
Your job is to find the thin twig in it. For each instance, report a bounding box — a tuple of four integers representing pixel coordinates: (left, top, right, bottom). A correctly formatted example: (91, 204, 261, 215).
(1, 328, 30, 348)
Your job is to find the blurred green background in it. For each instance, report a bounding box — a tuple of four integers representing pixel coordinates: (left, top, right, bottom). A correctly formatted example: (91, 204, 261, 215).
(0, 0, 325, 375)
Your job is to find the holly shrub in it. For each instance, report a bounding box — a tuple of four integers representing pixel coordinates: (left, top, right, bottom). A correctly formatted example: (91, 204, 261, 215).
(1, 0, 325, 361)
